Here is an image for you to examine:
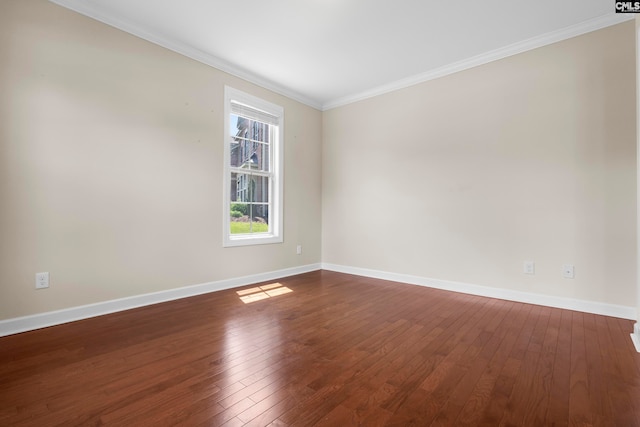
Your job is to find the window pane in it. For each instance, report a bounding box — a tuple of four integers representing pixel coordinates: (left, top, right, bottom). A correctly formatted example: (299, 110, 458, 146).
(230, 173, 270, 235)
(250, 175, 269, 204)
(230, 173, 269, 203)
(249, 204, 269, 229)
(230, 204, 269, 234)
(229, 114, 270, 172)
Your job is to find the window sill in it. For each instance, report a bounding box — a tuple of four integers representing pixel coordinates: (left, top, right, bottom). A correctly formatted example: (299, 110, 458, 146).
(223, 234, 283, 247)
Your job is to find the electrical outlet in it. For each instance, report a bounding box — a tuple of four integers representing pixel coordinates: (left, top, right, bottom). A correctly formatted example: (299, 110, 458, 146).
(296, 245, 302, 255)
(523, 261, 535, 275)
(35, 272, 49, 289)
(562, 264, 575, 279)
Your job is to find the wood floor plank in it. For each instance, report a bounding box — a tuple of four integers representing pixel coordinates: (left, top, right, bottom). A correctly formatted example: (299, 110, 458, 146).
(544, 308, 572, 427)
(240, 386, 315, 426)
(582, 313, 611, 427)
(521, 306, 560, 425)
(568, 311, 592, 427)
(498, 304, 549, 426)
(453, 302, 528, 426)
(383, 298, 506, 425)
(0, 270, 638, 426)
(602, 316, 640, 426)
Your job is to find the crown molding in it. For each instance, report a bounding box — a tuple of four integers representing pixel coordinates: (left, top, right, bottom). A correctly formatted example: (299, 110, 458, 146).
(47, 1, 632, 113)
(322, 13, 634, 111)
(48, 0, 323, 111)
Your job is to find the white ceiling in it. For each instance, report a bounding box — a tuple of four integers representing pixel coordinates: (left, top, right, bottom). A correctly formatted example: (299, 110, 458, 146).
(50, 0, 630, 110)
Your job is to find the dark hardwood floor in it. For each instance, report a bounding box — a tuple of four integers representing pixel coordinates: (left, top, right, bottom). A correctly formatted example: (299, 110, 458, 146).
(1, 270, 639, 426)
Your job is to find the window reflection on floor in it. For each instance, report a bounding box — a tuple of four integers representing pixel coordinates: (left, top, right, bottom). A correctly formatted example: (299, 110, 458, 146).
(236, 282, 293, 304)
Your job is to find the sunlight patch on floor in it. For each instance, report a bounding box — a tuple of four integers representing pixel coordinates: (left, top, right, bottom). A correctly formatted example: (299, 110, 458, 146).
(237, 282, 293, 303)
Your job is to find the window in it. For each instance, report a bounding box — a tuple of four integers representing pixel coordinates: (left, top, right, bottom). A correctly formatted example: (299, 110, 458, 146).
(223, 87, 283, 247)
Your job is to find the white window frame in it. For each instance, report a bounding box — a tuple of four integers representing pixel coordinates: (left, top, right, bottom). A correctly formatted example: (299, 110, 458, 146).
(223, 86, 284, 247)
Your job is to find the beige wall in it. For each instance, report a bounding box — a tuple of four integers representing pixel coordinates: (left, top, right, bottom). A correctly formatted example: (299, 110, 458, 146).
(323, 22, 637, 307)
(0, 1, 635, 322)
(636, 15, 640, 323)
(0, 0, 322, 320)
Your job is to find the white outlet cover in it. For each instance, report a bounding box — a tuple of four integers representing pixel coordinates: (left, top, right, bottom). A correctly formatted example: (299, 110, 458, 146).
(35, 272, 50, 289)
(562, 264, 575, 279)
(523, 261, 535, 275)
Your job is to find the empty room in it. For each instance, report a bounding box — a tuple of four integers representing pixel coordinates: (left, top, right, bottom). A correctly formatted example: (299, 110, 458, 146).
(1, 0, 640, 425)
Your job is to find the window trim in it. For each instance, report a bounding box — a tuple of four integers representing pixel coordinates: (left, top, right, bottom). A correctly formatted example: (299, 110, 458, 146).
(223, 86, 284, 247)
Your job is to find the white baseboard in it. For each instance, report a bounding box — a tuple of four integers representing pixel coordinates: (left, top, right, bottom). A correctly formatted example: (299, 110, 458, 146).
(632, 323, 640, 352)
(0, 263, 321, 337)
(321, 263, 637, 321)
(2, 262, 636, 339)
